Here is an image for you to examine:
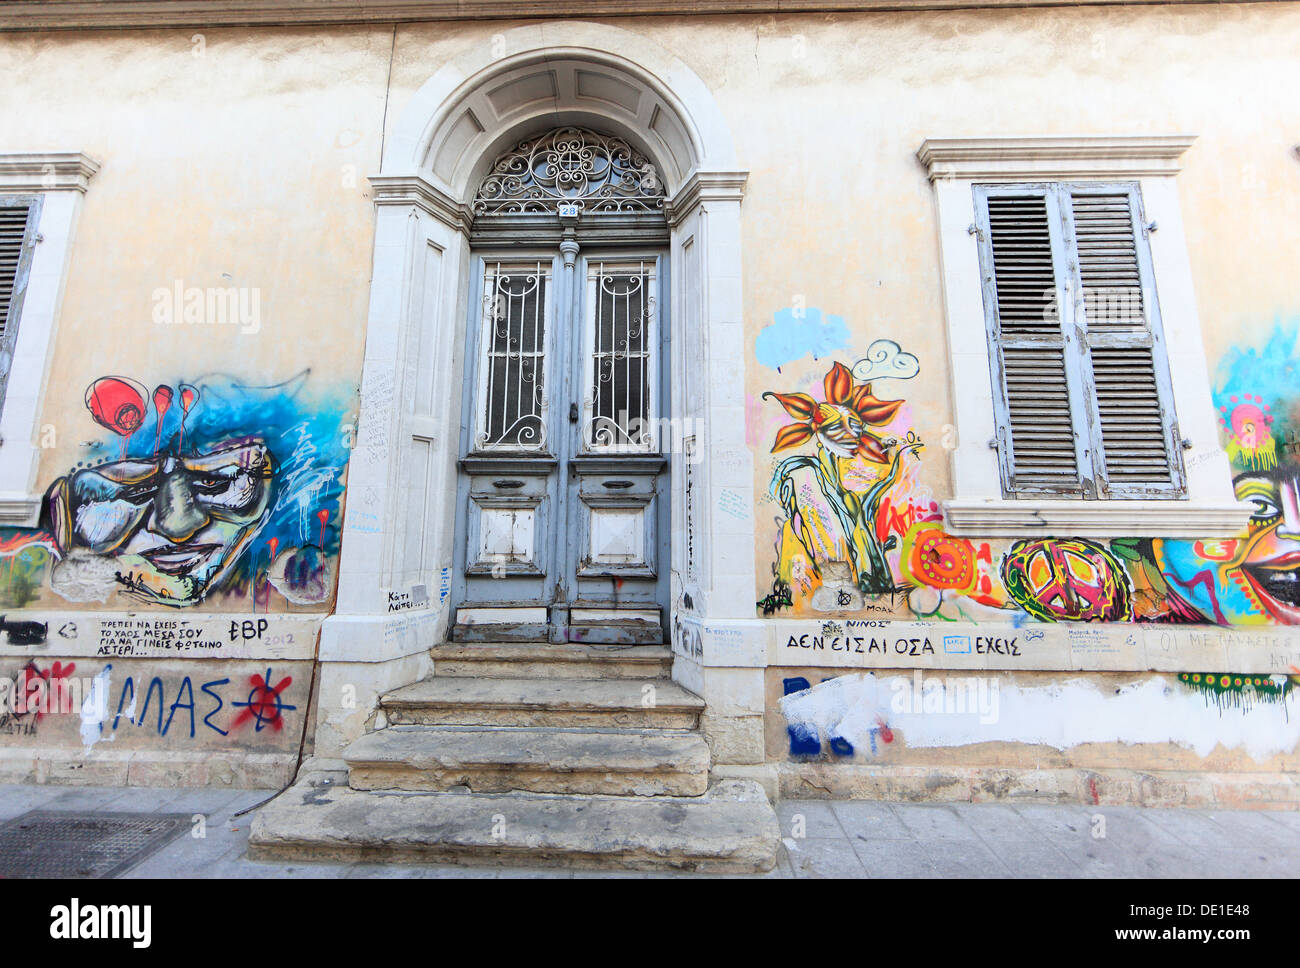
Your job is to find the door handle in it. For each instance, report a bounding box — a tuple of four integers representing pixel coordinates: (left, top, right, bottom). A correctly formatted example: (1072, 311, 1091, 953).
(569, 403, 579, 424)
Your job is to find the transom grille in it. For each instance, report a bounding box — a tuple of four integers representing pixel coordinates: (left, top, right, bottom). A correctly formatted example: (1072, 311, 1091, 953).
(472, 127, 665, 218)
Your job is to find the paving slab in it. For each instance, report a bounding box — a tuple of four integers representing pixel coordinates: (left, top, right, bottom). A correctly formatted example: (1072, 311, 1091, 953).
(921, 837, 1016, 878)
(949, 802, 1049, 844)
(776, 800, 844, 839)
(784, 836, 869, 878)
(851, 836, 941, 878)
(981, 838, 1083, 878)
(831, 801, 914, 840)
(894, 803, 980, 841)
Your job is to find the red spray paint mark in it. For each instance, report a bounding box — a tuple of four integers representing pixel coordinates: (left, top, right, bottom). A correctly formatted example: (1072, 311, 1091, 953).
(230, 669, 296, 732)
(19, 660, 76, 722)
(1088, 776, 1100, 805)
(316, 509, 329, 549)
(875, 716, 894, 744)
(152, 386, 174, 456)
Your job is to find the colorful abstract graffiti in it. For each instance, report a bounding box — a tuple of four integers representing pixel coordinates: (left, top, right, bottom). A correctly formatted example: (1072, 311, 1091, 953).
(1177, 671, 1296, 711)
(756, 317, 1300, 628)
(0, 370, 351, 612)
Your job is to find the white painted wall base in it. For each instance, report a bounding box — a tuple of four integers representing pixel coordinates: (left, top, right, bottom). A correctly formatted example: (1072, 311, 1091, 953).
(713, 762, 1300, 810)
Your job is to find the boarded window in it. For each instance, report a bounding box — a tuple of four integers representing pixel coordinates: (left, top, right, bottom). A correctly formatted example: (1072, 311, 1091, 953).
(974, 182, 1184, 499)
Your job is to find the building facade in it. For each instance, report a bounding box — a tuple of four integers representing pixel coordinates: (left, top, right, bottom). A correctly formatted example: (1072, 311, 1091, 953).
(1, 0, 1298, 810)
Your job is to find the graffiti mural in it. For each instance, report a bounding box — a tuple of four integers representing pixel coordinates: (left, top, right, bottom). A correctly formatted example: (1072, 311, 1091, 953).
(1178, 671, 1295, 711)
(1002, 538, 1132, 623)
(754, 316, 1300, 629)
(0, 370, 351, 612)
(762, 358, 921, 607)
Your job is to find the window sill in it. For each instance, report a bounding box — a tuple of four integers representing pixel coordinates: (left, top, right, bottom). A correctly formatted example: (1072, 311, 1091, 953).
(0, 492, 42, 527)
(942, 497, 1255, 539)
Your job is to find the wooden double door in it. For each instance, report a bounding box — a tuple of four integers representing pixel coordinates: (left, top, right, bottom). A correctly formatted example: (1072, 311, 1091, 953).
(451, 245, 670, 643)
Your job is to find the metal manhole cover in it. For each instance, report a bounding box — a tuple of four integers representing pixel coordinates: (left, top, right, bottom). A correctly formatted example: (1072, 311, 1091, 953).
(0, 811, 192, 879)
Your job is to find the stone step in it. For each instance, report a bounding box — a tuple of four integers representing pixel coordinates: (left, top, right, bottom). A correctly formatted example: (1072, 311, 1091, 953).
(381, 676, 705, 730)
(249, 775, 780, 873)
(431, 642, 674, 680)
(344, 726, 710, 796)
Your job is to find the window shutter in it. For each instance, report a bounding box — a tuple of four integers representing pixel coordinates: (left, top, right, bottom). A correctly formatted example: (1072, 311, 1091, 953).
(976, 183, 1185, 501)
(1066, 187, 1184, 497)
(0, 204, 32, 335)
(0, 200, 38, 415)
(978, 189, 1087, 496)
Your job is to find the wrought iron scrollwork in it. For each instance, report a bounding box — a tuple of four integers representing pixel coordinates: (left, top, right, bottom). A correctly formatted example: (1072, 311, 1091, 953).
(473, 127, 665, 217)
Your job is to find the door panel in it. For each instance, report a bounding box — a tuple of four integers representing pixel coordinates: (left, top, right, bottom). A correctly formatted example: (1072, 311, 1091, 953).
(455, 258, 560, 616)
(566, 256, 668, 632)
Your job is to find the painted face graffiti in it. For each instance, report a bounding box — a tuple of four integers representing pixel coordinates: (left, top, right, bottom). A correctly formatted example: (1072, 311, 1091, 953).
(45, 437, 274, 607)
(1154, 462, 1300, 624)
(0, 369, 353, 611)
(1234, 464, 1300, 621)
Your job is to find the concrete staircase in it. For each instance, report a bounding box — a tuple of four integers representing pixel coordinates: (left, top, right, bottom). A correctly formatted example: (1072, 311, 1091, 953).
(249, 640, 780, 873)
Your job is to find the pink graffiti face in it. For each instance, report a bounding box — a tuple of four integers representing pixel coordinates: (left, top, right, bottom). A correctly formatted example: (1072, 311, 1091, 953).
(47, 437, 273, 606)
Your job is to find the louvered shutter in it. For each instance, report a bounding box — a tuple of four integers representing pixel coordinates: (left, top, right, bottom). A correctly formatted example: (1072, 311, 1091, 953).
(0, 200, 39, 416)
(975, 182, 1185, 500)
(1066, 186, 1184, 497)
(977, 187, 1089, 496)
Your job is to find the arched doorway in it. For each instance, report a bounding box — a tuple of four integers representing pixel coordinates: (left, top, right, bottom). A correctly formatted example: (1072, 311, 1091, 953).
(312, 22, 750, 758)
(452, 126, 671, 643)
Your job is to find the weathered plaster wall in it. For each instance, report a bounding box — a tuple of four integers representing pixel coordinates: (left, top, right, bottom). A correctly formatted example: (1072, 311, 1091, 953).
(718, 4, 1300, 794)
(0, 3, 1296, 792)
(0, 26, 390, 782)
(725, 5, 1300, 795)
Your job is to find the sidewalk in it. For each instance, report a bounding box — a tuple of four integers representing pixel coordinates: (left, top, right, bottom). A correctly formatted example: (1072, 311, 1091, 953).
(1, 782, 1296, 878)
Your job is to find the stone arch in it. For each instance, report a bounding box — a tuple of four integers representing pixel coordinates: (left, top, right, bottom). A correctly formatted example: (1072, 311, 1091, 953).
(383, 21, 738, 196)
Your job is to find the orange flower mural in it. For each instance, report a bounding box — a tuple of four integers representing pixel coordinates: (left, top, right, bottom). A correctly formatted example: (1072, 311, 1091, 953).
(763, 359, 921, 595)
(764, 362, 903, 463)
